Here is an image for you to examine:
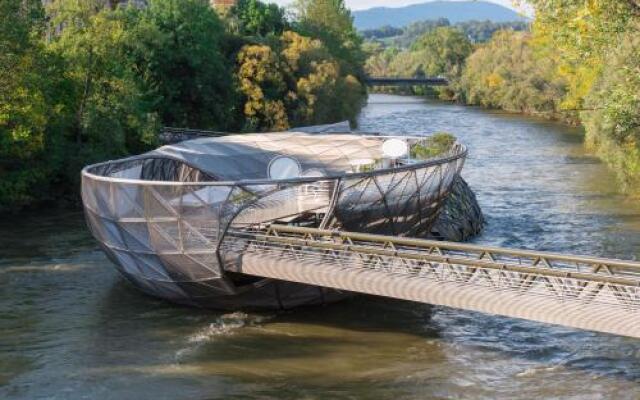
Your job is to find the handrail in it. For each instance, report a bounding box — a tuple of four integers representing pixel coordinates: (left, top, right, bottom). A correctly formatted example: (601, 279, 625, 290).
(262, 224, 640, 271)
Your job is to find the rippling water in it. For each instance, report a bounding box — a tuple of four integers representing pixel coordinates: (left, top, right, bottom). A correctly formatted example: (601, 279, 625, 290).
(2, 94, 640, 399)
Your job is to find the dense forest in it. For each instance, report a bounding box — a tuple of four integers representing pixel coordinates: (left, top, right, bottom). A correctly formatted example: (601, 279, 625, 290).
(0, 0, 366, 212)
(362, 19, 529, 46)
(365, 1, 640, 192)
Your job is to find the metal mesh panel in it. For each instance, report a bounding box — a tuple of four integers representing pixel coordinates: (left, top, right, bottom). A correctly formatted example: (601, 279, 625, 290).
(332, 147, 464, 236)
(81, 134, 467, 308)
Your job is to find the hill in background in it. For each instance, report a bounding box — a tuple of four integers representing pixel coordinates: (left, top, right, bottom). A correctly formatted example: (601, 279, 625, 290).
(353, 1, 527, 30)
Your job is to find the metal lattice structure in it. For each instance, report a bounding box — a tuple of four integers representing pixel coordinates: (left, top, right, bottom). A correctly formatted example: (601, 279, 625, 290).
(82, 132, 466, 308)
(225, 225, 640, 338)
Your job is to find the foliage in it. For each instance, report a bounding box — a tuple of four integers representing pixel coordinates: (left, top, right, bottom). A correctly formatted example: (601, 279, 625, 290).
(361, 25, 403, 40)
(0, 0, 367, 212)
(583, 25, 640, 190)
(522, 0, 640, 191)
(230, 0, 287, 37)
(293, 0, 365, 78)
(236, 44, 289, 131)
(458, 31, 569, 119)
(236, 30, 365, 131)
(130, 0, 237, 130)
(523, 1, 635, 113)
(396, 18, 451, 47)
(50, 2, 158, 157)
(0, 0, 53, 209)
(364, 46, 401, 77)
(365, 26, 473, 79)
(411, 27, 472, 77)
(456, 20, 529, 43)
(411, 132, 457, 159)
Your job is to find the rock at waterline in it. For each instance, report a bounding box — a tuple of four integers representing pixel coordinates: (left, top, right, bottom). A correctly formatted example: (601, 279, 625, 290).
(431, 177, 484, 242)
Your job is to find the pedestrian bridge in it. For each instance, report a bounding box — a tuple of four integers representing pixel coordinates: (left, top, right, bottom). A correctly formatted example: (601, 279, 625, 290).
(224, 224, 640, 339)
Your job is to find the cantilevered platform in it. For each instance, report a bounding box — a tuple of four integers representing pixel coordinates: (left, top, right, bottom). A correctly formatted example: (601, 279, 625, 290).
(224, 225, 640, 339)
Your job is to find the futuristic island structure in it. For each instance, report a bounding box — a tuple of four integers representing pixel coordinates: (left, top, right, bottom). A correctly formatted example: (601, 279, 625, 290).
(81, 129, 640, 339)
(82, 131, 467, 309)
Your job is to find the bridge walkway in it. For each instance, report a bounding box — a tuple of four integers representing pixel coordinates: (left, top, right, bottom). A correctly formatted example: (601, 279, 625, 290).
(223, 225, 640, 338)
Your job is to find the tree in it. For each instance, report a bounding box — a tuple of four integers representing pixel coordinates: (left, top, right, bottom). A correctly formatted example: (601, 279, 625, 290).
(364, 46, 400, 77)
(456, 20, 529, 43)
(411, 27, 473, 77)
(459, 31, 567, 117)
(525, 0, 638, 111)
(293, 0, 365, 79)
(0, 0, 65, 211)
(361, 25, 403, 40)
(583, 24, 640, 190)
(279, 31, 363, 126)
(236, 30, 365, 131)
(49, 3, 158, 164)
(390, 18, 450, 48)
(236, 44, 289, 131)
(130, 0, 237, 130)
(0, 0, 369, 211)
(230, 0, 287, 37)
(0, 0, 47, 161)
(523, 0, 640, 190)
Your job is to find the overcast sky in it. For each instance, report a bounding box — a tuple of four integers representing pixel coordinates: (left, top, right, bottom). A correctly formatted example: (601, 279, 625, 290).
(269, 0, 523, 12)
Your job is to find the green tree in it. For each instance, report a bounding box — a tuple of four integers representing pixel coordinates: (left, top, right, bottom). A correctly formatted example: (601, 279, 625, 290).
(583, 25, 640, 190)
(411, 27, 473, 77)
(523, 0, 640, 190)
(365, 46, 400, 77)
(49, 3, 158, 168)
(390, 18, 450, 48)
(456, 20, 529, 44)
(230, 0, 287, 37)
(0, 0, 52, 209)
(459, 31, 567, 118)
(293, 0, 365, 79)
(130, 0, 237, 130)
(364, 27, 472, 98)
(524, 0, 638, 112)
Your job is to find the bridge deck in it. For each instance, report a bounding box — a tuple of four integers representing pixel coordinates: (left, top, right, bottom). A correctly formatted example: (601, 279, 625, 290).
(224, 225, 640, 338)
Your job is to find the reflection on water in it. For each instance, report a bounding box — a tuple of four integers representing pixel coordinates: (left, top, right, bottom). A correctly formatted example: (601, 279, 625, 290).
(2, 94, 640, 399)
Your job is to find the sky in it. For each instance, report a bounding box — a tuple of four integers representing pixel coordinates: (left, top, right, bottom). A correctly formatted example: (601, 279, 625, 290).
(269, 0, 522, 12)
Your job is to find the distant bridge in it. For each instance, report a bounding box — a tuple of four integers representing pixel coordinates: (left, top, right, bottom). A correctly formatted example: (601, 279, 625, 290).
(365, 76, 449, 86)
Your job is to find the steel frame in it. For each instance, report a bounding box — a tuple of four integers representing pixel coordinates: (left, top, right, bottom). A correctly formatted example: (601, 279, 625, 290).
(227, 224, 640, 310)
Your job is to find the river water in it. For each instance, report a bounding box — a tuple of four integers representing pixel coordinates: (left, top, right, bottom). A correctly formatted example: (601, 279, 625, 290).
(2, 94, 640, 399)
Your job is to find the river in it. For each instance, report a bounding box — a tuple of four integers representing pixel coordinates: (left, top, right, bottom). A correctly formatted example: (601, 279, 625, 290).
(2, 94, 640, 399)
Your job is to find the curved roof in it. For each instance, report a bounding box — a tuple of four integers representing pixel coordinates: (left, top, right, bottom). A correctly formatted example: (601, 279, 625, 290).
(151, 132, 387, 181)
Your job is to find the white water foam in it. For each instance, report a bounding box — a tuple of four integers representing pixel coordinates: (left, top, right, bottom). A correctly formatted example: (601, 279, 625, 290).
(175, 312, 273, 361)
